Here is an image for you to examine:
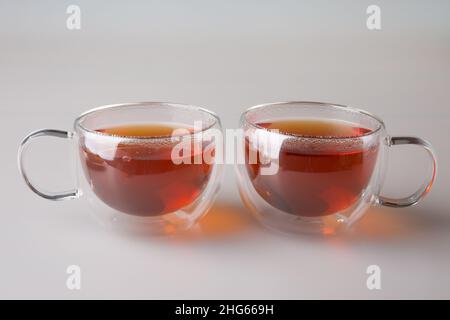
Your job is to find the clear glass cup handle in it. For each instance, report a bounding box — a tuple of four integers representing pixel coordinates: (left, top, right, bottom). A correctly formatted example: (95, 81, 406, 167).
(377, 136, 437, 208)
(18, 129, 80, 201)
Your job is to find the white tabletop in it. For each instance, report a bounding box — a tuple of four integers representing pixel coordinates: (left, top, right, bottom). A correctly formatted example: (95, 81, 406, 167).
(1, 0, 449, 299)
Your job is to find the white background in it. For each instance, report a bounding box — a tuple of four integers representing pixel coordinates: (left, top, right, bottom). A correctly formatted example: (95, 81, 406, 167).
(1, 0, 449, 299)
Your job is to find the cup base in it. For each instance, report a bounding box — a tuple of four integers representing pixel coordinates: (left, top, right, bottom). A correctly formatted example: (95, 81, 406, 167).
(87, 207, 198, 236)
(238, 181, 365, 235)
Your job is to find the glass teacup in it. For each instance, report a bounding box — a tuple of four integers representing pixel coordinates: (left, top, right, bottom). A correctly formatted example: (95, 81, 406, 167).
(236, 101, 437, 234)
(18, 102, 223, 235)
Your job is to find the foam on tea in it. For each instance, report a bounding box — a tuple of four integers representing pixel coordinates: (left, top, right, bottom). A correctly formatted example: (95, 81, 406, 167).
(258, 119, 371, 137)
(79, 123, 213, 217)
(245, 119, 379, 217)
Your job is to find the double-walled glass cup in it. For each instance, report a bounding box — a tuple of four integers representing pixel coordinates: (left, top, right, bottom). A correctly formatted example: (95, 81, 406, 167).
(19, 102, 223, 235)
(236, 102, 437, 235)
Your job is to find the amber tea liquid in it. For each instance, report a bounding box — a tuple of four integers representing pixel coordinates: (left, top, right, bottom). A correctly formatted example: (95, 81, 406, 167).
(80, 123, 213, 217)
(245, 119, 379, 217)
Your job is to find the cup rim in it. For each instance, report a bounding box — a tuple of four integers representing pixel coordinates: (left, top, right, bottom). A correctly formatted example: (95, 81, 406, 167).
(74, 101, 221, 140)
(242, 101, 385, 140)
